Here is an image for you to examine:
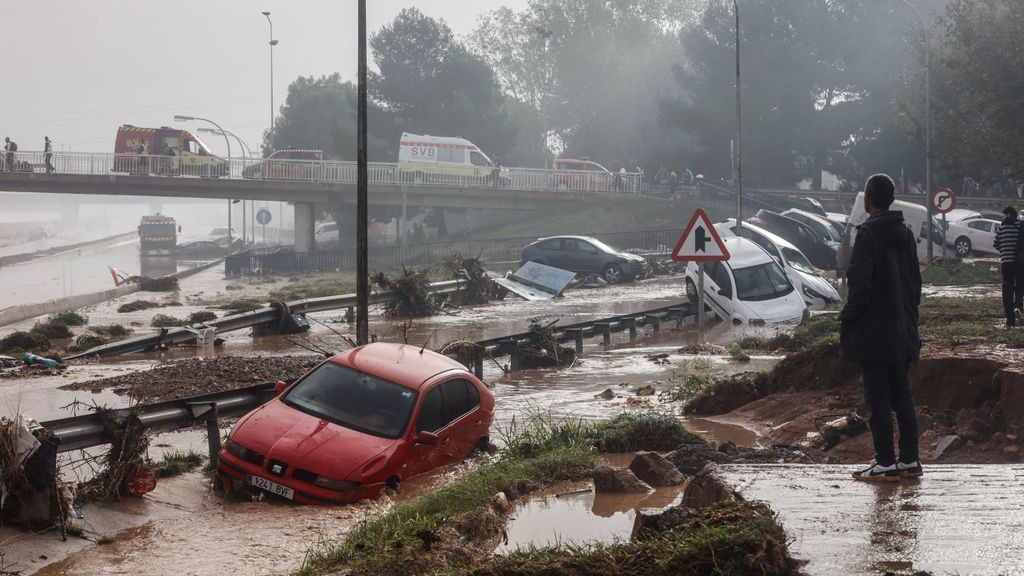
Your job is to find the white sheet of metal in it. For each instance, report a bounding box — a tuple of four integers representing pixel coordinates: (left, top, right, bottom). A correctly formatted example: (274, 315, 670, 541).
(492, 261, 576, 301)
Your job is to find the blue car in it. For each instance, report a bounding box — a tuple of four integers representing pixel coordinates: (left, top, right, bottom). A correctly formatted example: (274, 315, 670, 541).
(519, 235, 648, 284)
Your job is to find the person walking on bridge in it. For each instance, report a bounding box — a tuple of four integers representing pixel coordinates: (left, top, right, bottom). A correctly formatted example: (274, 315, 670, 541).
(841, 173, 922, 481)
(44, 136, 54, 173)
(993, 206, 1024, 328)
(4, 137, 16, 172)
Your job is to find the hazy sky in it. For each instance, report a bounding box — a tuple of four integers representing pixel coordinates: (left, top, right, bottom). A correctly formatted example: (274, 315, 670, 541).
(1, 0, 529, 157)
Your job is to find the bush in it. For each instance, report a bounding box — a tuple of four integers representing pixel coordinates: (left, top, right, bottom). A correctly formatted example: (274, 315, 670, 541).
(68, 334, 107, 353)
(48, 310, 88, 326)
(152, 450, 204, 478)
(30, 320, 73, 340)
(184, 311, 218, 325)
(150, 314, 184, 328)
(0, 331, 50, 354)
(592, 412, 705, 452)
(90, 324, 132, 338)
(117, 300, 160, 313)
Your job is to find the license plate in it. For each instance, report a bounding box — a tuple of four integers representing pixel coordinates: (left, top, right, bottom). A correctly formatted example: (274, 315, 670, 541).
(247, 475, 295, 500)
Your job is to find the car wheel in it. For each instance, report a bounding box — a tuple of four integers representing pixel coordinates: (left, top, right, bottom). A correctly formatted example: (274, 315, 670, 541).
(954, 236, 972, 256)
(473, 436, 490, 454)
(602, 264, 625, 284)
(685, 276, 698, 303)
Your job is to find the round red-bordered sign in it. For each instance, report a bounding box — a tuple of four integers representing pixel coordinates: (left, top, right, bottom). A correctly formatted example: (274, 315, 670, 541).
(931, 187, 956, 214)
(124, 466, 158, 497)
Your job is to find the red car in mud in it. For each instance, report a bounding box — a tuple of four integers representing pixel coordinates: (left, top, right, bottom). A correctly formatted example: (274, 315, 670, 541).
(217, 343, 494, 505)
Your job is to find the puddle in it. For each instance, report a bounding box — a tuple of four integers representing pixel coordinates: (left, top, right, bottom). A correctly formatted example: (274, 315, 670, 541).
(496, 480, 684, 553)
(682, 416, 758, 447)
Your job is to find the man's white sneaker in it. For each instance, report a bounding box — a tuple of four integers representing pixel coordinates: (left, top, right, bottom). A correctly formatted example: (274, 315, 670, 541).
(852, 463, 899, 481)
(897, 460, 924, 478)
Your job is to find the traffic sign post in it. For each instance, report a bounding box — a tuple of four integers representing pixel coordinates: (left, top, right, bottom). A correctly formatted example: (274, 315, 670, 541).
(671, 208, 730, 336)
(931, 188, 956, 263)
(256, 208, 272, 245)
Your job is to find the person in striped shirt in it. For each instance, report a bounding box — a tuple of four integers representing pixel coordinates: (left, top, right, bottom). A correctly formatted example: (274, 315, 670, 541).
(993, 206, 1024, 327)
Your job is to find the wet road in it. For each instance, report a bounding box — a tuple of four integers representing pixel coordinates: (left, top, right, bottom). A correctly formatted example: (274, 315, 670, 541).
(723, 464, 1024, 576)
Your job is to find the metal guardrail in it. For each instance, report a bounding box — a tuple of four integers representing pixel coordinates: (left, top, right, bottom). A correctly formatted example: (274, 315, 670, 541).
(63, 279, 467, 360)
(2, 150, 644, 194)
(42, 301, 698, 455)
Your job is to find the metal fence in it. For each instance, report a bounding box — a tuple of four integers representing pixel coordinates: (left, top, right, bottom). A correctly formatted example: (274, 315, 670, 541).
(2, 150, 644, 194)
(225, 228, 688, 275)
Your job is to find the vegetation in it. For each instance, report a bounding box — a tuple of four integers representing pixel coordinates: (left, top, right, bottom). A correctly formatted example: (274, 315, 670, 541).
(29, 319, 73, 340)
(152, 450, 204, 478)
(90, 324, 132, 338)
(48, 310, 88, 326)
(117, 300, 161, 313)
(184, 311, 218, 325)
(658, 373, 713, 405)
(921, 261, 1001, 286)
(372, 267, 438, 317)
(68, 334, 106, 353)
(591, 411, 704, 452)
(0, 331, 50, 354)
(150, 314, 184, 328)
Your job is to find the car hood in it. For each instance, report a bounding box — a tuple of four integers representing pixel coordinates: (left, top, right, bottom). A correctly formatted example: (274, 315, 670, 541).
(793, 269, 840, 301)
(231, 398, 397, 480)
(617, 252, 646, 263)
(735, 290, 806, 324)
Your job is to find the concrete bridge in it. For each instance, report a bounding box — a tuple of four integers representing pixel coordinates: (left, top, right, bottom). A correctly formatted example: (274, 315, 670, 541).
(0, 150, 640, 250)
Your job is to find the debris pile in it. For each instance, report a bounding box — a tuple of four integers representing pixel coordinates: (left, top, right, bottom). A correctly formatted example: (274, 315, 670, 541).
(516, 319, 576, 369)
(0, 415, 65, 528)
(373, 267, 438, 317)
(139, 276, 179, 291)
(78, 407, 151, 501)
(443, 254, 502, 306)
(117, 300, 161, 313)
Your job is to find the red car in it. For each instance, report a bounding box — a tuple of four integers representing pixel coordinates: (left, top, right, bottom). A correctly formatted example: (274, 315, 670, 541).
(217, 343, 494, 504)
(550, 158, 615, 191)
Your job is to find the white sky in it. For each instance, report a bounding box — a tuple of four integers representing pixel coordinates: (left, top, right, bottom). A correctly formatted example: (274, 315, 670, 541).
(0, 0, 529, 157)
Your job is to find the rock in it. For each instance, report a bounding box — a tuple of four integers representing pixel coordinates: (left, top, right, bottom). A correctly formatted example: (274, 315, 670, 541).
(1008, 434, 1020, 442)
(635, 385, 656, 397)
(992, 432, 1007, 445)
(595, 388, 616, 400)
(629, 452, 685, 487)
(682, 463, 742, 511)
(666, 443, 734, 474)
(731, 353, 751, 362)
(931, 435, 959, 460)
(631, 505, 697, 540)
(491, 491, 511, 514)
(1003, 445, 1020, 456)
(718, 440, 740, 457)
(592, 465, 652, 494)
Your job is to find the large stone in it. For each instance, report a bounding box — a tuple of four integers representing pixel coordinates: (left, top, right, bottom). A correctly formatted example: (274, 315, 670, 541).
(592, 465, 652, 494)
(681, 463, 742, 511)
(666, 443, 734, 474)
(631, 505, 697, 540)
(629, 452, 685, 487)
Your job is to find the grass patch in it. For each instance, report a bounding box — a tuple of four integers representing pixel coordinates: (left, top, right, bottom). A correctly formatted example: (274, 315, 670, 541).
(49, 310, 88, 326)
(184, 311, 218, 325)
(463, 500, 795, 576)
(922, 260, 1001, 286)
(90, 324, 132, 338)
(0, 331, 50, 354)
(30, 320, 73, 340)
(67, 334, 107, 353)
(150, 314, 184, 328)
(658, 373, 712, 405)
(729, 315, 839, 355)
(117, 300, 160, 313)
(211, 298, 267, 314)
(592, 412, 705, 452)
(152, 450, 204, 478)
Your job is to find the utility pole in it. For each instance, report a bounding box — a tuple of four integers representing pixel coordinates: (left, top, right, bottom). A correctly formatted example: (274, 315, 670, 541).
(262, 12, 278, 155)
(356, 0, 369, 346)
(734, 0, 743, 231)
(901, 0, 933, 262)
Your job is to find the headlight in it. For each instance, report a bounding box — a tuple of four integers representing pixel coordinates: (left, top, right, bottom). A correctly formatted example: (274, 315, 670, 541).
(802, 284, 829, 302)
(311, 476, 361, 492)
(225, 437, 264, 465)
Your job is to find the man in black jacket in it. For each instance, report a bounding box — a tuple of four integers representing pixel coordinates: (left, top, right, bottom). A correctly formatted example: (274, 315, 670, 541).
(841, 174, 922, 481)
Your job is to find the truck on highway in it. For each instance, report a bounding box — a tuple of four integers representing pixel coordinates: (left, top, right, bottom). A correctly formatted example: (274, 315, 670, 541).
(114, 125, 228, 177)
(138, 214, 177, 256)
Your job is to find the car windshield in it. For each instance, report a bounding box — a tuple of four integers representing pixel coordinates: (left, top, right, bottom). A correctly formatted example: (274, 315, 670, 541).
(733, 261, 794, 302)
(282, 362, 418, 439)
(781, 247, 816, 275)
(793, 213, 839, 243)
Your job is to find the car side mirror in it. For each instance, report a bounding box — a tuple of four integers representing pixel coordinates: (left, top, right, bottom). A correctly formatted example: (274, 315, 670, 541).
(275, 380, 288, 395)
(415, 431, 439, 446)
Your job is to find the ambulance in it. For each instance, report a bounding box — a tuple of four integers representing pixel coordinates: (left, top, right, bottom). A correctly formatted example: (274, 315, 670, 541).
(113, 125, 228, 177)
(397, 133, 507, 183)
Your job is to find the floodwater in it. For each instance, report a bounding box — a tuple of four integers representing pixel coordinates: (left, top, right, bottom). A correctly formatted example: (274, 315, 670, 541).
(722, 464, 1024, 576)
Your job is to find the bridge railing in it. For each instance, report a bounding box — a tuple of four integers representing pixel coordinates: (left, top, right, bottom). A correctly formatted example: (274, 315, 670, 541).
(2, 150, 644, 194)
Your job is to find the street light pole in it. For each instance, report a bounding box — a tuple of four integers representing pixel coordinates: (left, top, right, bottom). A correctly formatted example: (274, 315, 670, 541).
(734, 0, 743, 231)
(356, 0, 369, 346)
(262, 11, 278, 155)
(198, 127, 251, 163)
(175, 115, 235, 244)
(901, 0, 933, 262)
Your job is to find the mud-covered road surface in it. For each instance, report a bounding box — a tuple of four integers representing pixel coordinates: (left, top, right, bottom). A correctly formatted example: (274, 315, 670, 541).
(724, 463, 1024, 576)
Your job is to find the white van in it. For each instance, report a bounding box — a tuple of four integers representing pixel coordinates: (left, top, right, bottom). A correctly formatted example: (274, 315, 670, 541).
(397, 133, 506, 181)
(845, 191, 945, 265)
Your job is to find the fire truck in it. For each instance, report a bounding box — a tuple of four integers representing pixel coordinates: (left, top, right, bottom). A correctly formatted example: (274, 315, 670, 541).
(114, 125, 228, 177)
(138, 215, 177, 256)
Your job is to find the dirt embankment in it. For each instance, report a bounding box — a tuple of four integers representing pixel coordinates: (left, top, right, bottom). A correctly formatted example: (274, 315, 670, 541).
(688, 336, 1024, 465)
(60, 354, 322, 403)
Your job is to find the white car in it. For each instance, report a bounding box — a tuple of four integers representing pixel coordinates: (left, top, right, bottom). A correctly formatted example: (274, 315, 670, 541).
(945, 218, 1001, 257)
(716, 219, 840, 308)
(781, 209, 843, 248)
(315, 221, 339, 244)
(684, 237, 807, 326)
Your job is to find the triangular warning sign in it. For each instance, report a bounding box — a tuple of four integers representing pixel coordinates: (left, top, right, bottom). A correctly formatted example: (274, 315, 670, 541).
(671, 208, 730, 261)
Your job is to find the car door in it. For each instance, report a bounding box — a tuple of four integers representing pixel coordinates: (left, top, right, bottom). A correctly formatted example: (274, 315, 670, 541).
(705, 261, 735, 314)
(575, 240, 605, 273)
(555, 238, 581, 271)
(440, 378, 484, 462)
(405, 384, 448, 478)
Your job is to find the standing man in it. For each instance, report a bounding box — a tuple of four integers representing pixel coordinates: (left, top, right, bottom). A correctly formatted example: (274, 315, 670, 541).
(841, 173, 922, 481)
(993, 206, 1024, 327)
(4, 137, 16, 172)
(44, 136, 54, 173)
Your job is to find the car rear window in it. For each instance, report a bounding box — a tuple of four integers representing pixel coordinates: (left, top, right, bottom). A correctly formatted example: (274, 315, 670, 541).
(283, 362, 418, 439)
(733, 261, 794, 302)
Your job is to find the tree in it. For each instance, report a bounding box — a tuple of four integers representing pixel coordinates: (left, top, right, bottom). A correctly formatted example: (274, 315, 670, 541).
(370, 8, 516, 162)
(261, 74, 396, 161)
(916, 0, 1024, 183)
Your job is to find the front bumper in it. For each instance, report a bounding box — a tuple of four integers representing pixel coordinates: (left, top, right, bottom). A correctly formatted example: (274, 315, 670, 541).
(217, 450, 382, 505)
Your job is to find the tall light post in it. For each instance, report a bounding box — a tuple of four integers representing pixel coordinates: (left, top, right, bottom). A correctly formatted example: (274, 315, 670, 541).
(198, 127, 252, 163)
(262, 11, 278, 155)
(733, 0, 744, 230)
(356, 0, 369, 346)
(901, 0, 933, 261)
(175, 115, 234, 247)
